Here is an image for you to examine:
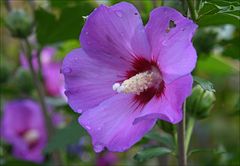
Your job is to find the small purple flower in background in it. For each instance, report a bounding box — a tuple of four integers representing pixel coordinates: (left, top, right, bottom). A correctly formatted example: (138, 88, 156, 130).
(1, 99, 47, 163)
(62, 2, 197, 152)
(20, 47, 65, 97)
(96, 152, 118, 166)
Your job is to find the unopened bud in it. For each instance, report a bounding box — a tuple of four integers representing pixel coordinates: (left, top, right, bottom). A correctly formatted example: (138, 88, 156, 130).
(186, 85, 216, 119)
(5, 10, 33, 38)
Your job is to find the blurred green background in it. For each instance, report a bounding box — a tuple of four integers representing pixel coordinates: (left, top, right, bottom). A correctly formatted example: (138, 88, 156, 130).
(0, 0, 239, 166)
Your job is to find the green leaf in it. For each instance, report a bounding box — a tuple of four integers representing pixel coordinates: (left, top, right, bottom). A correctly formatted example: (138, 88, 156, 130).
(44, 120, 87, 153)
(188, 147, 226, 157)
(157, 120, 175, 135)
(54, 40, 80, 61)
(197, 0, 240, 27)
(3, 158, 39, 166)
(193, 76, 215, 92)
(35, 4, 94, 45)
(0, 16, 5, 27)
(220, 31, 240, 60)
(49, 0, 96, 8)
(144, 131, 175, 149)
(134, 147, 172, 162)
(196, 55, 238, 76)
(198, 13, 240, 27)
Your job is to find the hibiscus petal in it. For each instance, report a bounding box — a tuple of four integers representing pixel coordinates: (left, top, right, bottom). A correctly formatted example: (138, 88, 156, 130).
(134, 75, 193, 124)
(145, 7, 197, 83)
(80, 2, 151, 62)
(42, 62, 63, 96)
(62, 48, 126, 112)
(78, 94, 156, 152)
(1, 100, 47, 163)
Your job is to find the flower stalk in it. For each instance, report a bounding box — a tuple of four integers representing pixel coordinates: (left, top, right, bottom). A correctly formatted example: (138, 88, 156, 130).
(185, 116, 195, 153)
(23, 38, 63, 166)
(177, 102, 187, 166)
(186, 0, 197, 21)
(23, 38, 54, 136)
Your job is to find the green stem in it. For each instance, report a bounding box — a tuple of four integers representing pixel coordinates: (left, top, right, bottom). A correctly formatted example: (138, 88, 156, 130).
(23, 39, 63, 166)
(185, 117, 195, 153)
(36, 48, 43, 79)
(177, 102, 187, 166)
(186, 0, 197, 21)
(23, 38, 54, 136)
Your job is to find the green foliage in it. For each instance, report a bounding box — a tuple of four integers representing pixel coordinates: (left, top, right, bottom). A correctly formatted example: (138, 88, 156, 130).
(157, 120, 175, 135)
(193, 76, 215, 92)
(5, 10, 33, 38)
(0, 64, 10, 84)
(35, 3, 94, 46)
(187, 147, 225, 157)
(44, 120, 87, 153)
(0, 16, 4, 27)
(13, 68, 35, 94)
(54, 40, 80, 61)
(49, 0, 96, 8)
(196, 55, 237, 76)
(220, 29, 240, 60)
(197, 0, 240, 27)
(186, 84, 216, 119)
(144, 131, 175, 149)
(193, 29, 218, 56)
(3, 158, 39, 166)
(134, 147, 172, 162)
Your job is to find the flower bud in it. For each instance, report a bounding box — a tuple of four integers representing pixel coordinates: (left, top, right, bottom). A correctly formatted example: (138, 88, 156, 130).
(5, 10, 33, 38)
(186, 85, 216, 119)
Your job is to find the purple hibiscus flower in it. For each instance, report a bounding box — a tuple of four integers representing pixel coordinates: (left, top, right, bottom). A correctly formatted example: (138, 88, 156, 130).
(1, 99, 47, 163)
(62, 2, 197, 152)
(20, 47, 65, 97)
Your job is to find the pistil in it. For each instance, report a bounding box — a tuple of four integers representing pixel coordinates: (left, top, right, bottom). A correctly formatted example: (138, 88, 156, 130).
(113, 68, 162, 95)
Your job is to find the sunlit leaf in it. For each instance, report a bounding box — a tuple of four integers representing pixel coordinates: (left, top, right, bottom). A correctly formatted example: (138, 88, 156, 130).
(196, 55, 238, 76)
(54, 40, 80, 61)
(197, 0, 240, 27)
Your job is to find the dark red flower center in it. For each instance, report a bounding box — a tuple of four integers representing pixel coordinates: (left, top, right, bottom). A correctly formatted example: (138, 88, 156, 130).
(113, 57, 165, 107)
(18, 129, 40, 150)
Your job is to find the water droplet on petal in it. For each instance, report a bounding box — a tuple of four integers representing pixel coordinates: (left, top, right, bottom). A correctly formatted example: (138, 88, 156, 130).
(162, 40, 167, 46)
(85, 125, 91, 130)
(115, 11, 123, 17)
(62, 67, 72, 74)
(76, 109, 83, 114)
(94, 144, 104, 153)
